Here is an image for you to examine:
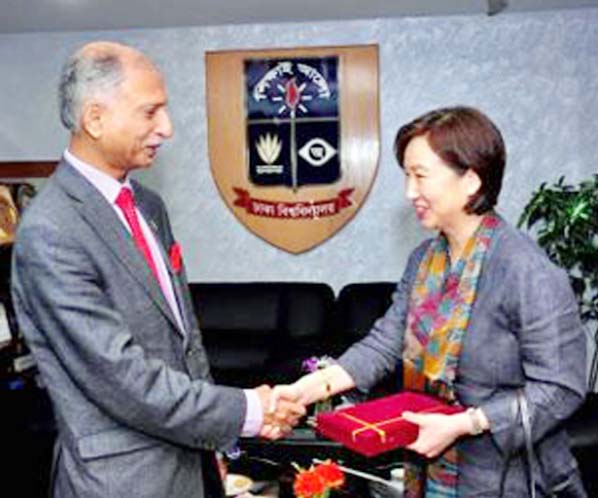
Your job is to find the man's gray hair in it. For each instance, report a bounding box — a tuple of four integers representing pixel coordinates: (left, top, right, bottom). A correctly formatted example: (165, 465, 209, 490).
(58, 50, 124, 132)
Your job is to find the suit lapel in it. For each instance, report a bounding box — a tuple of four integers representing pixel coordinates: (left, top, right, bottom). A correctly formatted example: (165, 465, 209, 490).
(133, 186, 196, 336)
(133, 190, 194, 336)
(54, 162, 184, 337)
(166, 261, 195, 335)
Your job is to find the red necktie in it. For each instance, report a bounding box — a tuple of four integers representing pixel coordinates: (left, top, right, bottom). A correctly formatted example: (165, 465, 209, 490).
(115, 187, 160, 282)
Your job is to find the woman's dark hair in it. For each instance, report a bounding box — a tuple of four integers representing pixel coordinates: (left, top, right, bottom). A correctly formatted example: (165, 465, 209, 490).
(393, 106, 506, 214)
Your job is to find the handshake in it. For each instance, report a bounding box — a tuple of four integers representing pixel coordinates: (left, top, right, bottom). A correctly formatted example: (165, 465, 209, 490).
(250, 364, 353, 440)
(253, 383, 308, 440)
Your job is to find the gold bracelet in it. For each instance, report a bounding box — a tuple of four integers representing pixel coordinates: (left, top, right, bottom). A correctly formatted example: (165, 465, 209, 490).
(467, 407, 485, 435)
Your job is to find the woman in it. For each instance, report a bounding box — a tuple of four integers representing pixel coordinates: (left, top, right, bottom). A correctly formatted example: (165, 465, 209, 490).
(278, 107, 587, 497)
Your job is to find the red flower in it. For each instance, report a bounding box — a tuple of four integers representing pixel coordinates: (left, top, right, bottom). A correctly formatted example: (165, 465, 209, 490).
(293, 460, 345, 498)
(169, 242, 183, 274)
(293, 468, 326, 498)
(314, 460, 345, 489)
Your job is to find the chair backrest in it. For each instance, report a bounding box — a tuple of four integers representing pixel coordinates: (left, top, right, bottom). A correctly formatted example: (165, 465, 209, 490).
(188, 281, 400, 393)
(334, 282, 396, 348)
(334, 282, 399, 396)
(188, 282, 335, 387)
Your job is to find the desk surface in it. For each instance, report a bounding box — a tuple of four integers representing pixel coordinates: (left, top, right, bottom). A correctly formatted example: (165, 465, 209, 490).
(240, 427, 404, 473)
(234, 427, 404, 497)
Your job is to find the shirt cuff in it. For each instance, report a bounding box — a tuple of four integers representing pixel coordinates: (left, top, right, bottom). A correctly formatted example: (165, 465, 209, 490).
(241, 389, 263, 436)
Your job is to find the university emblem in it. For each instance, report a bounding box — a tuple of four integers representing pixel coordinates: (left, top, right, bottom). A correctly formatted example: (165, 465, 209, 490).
(245, 57, 340, 190)
(206, 45, 379, 253)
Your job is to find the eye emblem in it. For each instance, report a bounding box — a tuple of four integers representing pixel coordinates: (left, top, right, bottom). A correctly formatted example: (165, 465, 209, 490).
(298, 138, 337, 167)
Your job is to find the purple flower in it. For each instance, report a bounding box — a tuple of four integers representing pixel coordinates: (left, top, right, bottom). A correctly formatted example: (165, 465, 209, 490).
(302, 355, 332, 373)
(302, 356, 320, 373)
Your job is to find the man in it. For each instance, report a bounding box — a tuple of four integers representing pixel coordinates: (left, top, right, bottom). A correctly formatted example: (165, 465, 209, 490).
(11, 41, 304, 498)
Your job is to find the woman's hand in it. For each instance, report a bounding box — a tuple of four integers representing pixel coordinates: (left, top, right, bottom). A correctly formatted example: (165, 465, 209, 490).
(403, 411, 472, 458)
(269, 365, 357, 412)
(270, 383, 304, 412)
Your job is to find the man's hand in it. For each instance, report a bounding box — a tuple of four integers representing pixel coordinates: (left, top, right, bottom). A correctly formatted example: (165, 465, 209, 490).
(403, 411, 471, 458)
(254, 385, 306, 440)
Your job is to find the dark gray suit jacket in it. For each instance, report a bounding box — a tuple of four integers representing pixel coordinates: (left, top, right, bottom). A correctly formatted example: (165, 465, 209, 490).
(338, 218, 587, 497)
(11, 161, 245, 497)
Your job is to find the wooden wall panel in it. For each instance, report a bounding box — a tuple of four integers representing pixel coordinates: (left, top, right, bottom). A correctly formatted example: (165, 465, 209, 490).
(0, 162, 57, 178)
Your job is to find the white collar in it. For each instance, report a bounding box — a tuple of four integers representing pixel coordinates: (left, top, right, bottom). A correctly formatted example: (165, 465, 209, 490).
(64, 149, 132, 205)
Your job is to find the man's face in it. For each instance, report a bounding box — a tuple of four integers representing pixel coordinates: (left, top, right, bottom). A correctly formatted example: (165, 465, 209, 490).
(97, 62, 173, 176)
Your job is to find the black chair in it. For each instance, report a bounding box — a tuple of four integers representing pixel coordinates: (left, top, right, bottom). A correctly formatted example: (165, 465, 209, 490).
(0, 382, 56, 498)
(188, 282, 336, 388)
(334, 282, 400, 397)
(333, 282, 396, 348)
(566, 392, 598, 496)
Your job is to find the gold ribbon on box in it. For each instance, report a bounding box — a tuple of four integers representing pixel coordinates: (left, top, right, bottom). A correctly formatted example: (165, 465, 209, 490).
(340, 406, 450, 443)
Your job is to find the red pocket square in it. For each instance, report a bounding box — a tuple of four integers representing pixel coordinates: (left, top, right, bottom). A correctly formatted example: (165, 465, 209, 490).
(169, 242, 183, 274)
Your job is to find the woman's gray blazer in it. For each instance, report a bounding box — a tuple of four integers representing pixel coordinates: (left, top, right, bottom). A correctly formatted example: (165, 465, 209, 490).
(338, 219, 587, 497)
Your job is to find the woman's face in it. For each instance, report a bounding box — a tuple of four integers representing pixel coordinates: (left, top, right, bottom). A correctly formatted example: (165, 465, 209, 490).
(403, 134, 479, 232)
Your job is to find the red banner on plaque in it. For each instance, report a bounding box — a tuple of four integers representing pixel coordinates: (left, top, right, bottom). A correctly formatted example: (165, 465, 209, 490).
(233, 188, 354, 219)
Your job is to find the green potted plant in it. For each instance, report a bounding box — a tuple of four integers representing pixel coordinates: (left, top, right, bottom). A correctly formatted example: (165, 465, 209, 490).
(518, 174, 598, 388)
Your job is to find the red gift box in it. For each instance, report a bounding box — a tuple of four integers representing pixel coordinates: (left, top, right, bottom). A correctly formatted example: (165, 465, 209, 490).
(315, 391, 464, 457)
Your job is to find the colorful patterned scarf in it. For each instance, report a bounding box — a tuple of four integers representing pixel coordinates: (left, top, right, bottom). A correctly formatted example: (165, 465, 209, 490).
(402, 213, 501, 498)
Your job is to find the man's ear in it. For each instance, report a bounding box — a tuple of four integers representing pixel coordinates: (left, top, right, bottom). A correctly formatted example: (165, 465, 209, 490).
(80, 102, 105, 139)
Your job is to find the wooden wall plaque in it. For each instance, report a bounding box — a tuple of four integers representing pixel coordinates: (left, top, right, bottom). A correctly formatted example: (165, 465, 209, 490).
(206, 45, 379, 254)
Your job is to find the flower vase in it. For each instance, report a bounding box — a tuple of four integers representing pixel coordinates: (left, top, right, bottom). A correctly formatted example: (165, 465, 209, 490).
(313, 397, 333, 416)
